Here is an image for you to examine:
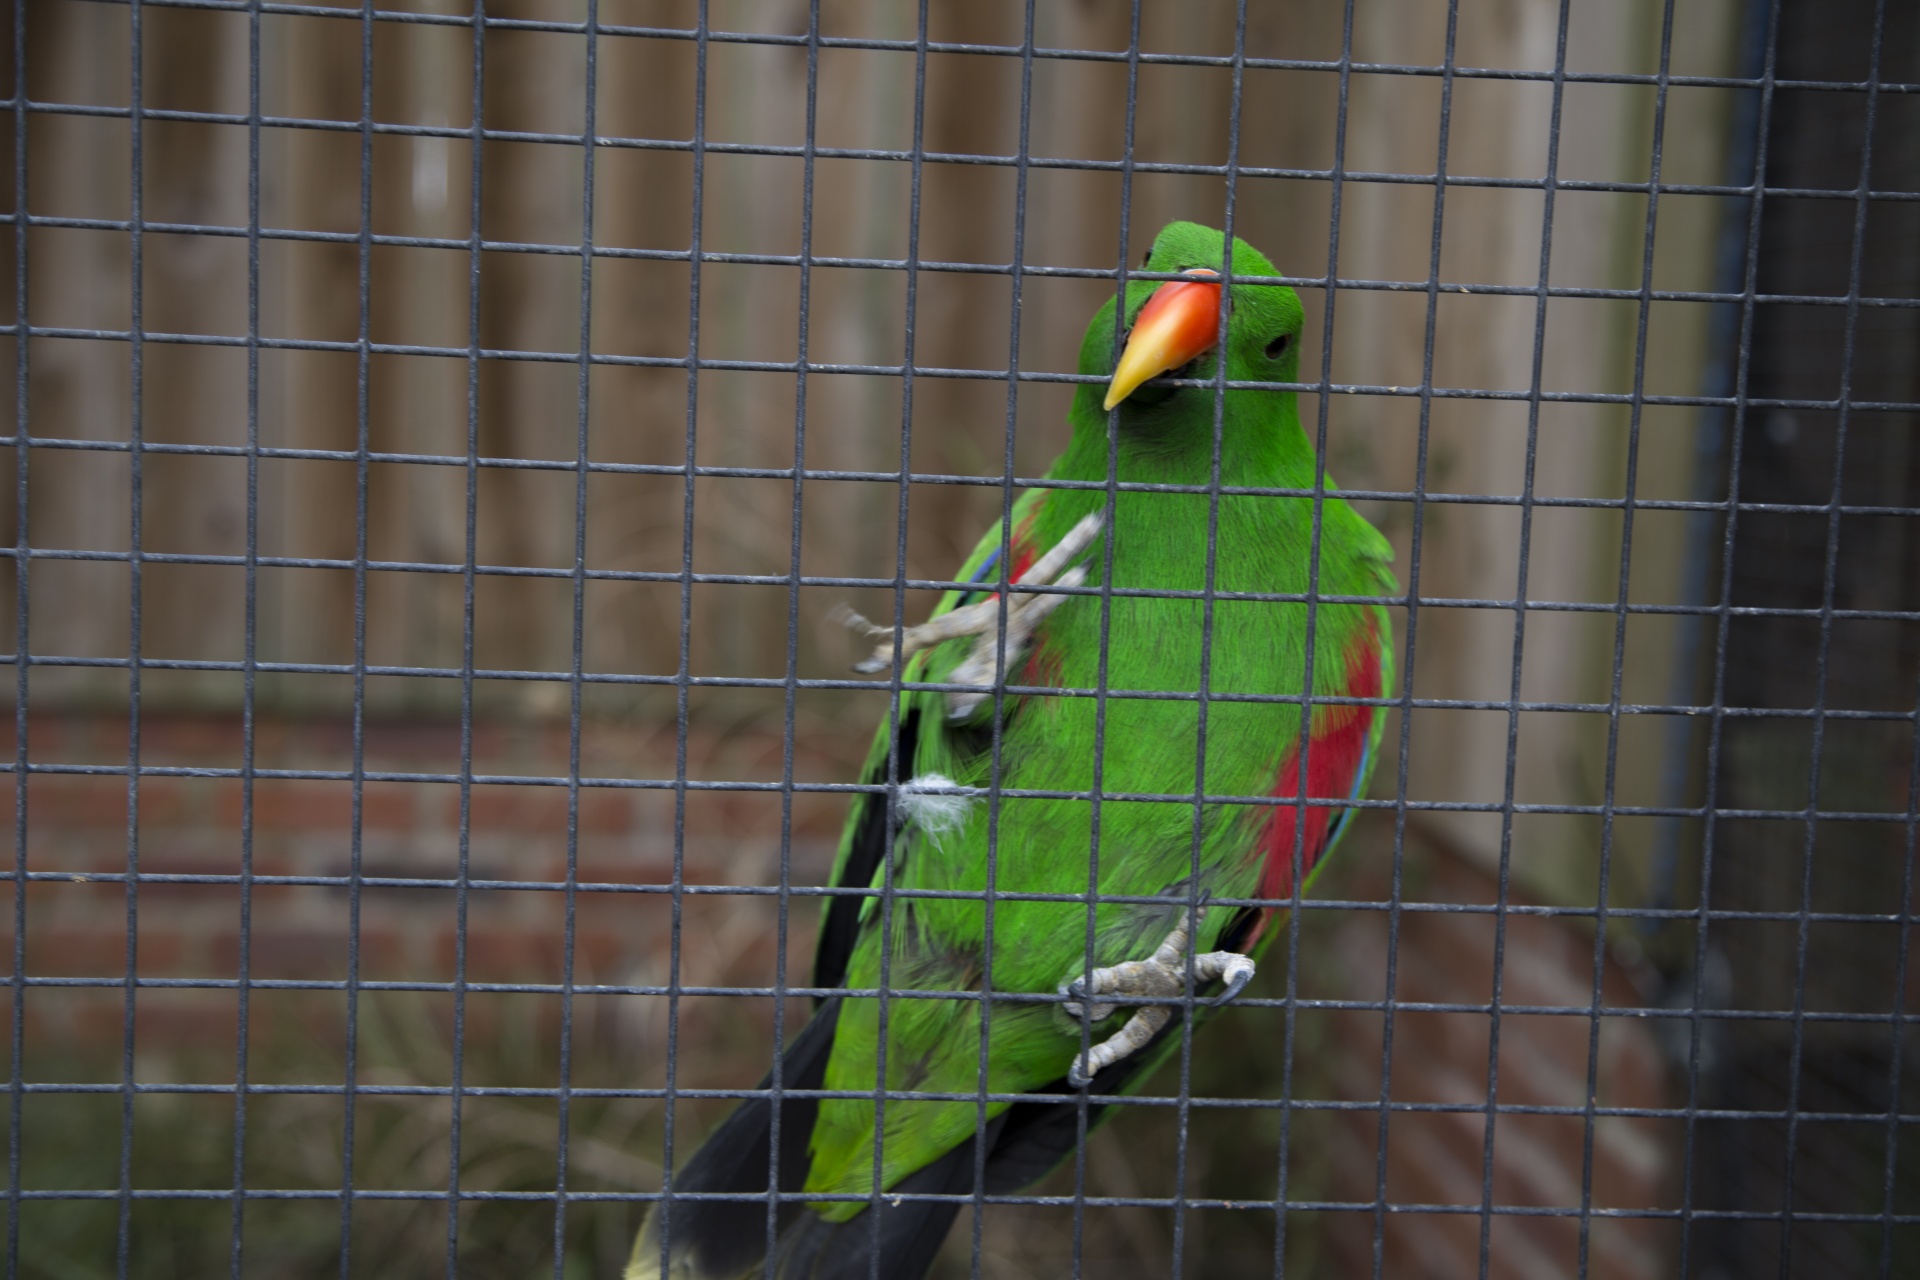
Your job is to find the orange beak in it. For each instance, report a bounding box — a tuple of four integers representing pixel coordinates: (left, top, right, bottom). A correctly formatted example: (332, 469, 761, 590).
(1102, 269, 1223, 411)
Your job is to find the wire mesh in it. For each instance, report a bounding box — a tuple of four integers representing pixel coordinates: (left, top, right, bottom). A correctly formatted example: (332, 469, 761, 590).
(1, 0, 1917, 1277)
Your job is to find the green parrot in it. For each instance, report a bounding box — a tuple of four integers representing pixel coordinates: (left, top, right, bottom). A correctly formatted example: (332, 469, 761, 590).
(629, 221, 1397, 1280)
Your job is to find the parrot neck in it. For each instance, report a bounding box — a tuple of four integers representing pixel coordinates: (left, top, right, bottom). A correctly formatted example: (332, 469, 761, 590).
(1017, 388, 1333, 588)
(1054, 387, 1320, 492)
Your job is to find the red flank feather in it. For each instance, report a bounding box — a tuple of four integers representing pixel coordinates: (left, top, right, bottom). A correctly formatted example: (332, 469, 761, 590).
(1256, 622, 1383, 909)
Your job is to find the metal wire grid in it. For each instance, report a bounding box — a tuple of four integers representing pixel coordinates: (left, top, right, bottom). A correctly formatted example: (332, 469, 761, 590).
(0, 0, 1913, 1277)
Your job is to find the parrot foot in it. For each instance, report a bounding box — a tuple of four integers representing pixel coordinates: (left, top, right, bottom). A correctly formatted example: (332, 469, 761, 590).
(837, 513, 1104, 719)
(1058, 916, 1256, 1088)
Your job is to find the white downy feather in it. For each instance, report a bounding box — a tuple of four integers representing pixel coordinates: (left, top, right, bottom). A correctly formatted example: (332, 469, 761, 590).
(897, 773, 977, 839)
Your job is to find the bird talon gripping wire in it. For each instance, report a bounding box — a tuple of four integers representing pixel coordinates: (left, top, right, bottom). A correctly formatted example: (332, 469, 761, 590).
(1059, 908, 1258, 1089)
(838, 512, 1104, 719)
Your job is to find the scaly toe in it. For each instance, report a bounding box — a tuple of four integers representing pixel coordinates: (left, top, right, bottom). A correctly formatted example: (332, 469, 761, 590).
(1211, 956, 1257, 1005)
(1059, 974, 1116, 1024)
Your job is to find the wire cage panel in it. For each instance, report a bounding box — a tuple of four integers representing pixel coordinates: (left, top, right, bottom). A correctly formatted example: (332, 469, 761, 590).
(1, 0, 1917, 1278)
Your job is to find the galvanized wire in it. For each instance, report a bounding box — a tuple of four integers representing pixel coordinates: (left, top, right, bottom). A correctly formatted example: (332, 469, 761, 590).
(3, 1, 1917, 1278)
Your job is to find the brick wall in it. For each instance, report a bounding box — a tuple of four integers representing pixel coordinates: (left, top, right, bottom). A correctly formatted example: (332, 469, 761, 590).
(1313, 827, 1674, 1280)
(6, 710, 851, 1058)
(6, 711, 1676, 1279)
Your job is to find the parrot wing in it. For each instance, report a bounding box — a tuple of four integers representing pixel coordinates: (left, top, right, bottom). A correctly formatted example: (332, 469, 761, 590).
(813, 487, 1051, 992)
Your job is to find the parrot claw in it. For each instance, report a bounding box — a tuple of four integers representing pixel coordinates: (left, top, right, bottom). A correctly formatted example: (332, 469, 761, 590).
(1058, 914, 1256, 1087)
(1211, 957, 1257, 1006)
(836, 514, 1104, 719)
(1060, 973, 1110, 1021)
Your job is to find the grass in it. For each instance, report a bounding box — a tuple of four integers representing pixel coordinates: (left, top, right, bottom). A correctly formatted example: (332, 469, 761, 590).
(11, 990, 656, 1279)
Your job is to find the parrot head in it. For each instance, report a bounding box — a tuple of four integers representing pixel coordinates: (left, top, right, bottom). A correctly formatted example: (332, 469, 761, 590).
(1086, 220, 1303, 423)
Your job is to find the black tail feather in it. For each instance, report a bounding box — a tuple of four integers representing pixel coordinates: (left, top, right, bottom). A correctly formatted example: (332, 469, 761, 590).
(778, 1039, 1163, 1280)
(814, 710, 920, 996)
(631, 997, 1202, 1279)
(629, 1000, 842, 1280)
(773, 1112, 1010, 1280)
(980, 1003, 1190, 1194)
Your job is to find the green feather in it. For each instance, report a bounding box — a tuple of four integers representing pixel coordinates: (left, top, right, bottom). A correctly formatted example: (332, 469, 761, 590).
(807, 222, 1396, 1213)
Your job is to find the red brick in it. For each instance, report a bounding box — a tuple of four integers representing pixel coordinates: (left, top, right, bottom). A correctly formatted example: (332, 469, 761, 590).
(247, 927, 348, 979)
(571, 926, 635, 976)
(253, 780, 353, 832)
(203, 929, 241, 975)
(357, 721, 464, 775)
(440, 924, 565, 982)
(135, 932, 186, 975)
(253, 716, 346, 764)
(1320, 823, 1674, 1280)
(361, 782, 415, 833)
(577, 788, 632, 835)
(134, 1001, 239, 1051)
(455, 786, 564, 834)
(135, 776, 240, 829)
(7, 709, 865, 1060)
(27, 927, 134, 979)
(146, 715, 246, 766)
(28, 775, 130, 830)
(70, 999, 141, 1046)
(214, 781, 245, 827)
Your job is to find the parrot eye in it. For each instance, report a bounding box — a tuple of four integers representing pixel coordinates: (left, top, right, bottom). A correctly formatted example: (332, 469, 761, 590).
(1266, 333, 1293, 359)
